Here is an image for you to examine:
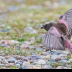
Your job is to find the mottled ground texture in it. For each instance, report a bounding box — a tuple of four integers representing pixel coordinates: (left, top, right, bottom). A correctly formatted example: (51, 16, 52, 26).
(0, 0, 72, 69)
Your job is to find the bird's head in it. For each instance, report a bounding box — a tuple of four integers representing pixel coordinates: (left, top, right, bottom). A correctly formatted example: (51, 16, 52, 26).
(41, 22, 54, 31)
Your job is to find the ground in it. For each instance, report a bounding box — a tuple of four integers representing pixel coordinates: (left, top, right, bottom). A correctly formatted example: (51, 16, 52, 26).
(0, 0, 72, 69)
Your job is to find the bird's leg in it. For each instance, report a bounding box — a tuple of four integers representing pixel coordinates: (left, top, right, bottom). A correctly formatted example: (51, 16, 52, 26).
(63, 39, 72, 59)
(63, 39, 72, 55)
(65, 47, 68, 51)
(71, 54, 72, 58)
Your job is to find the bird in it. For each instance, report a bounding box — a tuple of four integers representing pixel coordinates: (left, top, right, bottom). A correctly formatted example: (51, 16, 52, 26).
(41, 8, 72, 54)
(41, 22, 66, 50)
(41, 22, 72, 54)
(57, 8, 72, 55)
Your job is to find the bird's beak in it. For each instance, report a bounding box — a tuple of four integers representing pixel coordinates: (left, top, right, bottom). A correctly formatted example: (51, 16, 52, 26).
(41, 25, 44, 29)
(41, 26, 44, 29)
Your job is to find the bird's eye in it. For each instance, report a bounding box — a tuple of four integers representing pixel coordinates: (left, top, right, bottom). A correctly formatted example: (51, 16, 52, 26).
(59, 15, 63, 20)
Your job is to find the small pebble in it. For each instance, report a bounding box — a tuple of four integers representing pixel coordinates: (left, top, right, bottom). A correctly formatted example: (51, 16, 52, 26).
(55, 58, 61, 62)
(31, 63, 36, 65)
(21, 44, 28, 49)
(5, 56, 10, 59)
(28, 65, 41, 69)
(29, 46, 35, 49)
(16, 64, 20, 67)
(36, 59, 46, 65)
(50, 59, 55, 62)
(23, 62, 30, 66)
(56, 66, 67, 69)
(41, 52, 48, 56)
(7, 57, 17, 63)
(36, 48, 43, 51)
(22, 58, 28, 61)
(42, 65, 53, 69)
(16, 61, 23, 66)
(51, 50, 61, 55)
(1, 29, 8, 32)
(31, 55, 42, 60)
(19, 66, 27, 69)
(58, 60, 70, 64)
(9, 63, 14, 66)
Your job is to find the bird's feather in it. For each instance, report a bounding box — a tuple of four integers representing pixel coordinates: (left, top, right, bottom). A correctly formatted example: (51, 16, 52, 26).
(57, 8, 72, 39)
(42, 27, 65, 50)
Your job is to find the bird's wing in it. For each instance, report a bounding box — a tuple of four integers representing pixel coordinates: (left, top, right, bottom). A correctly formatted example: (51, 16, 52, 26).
(57, 8, 72, 39)
(42, 27, 64, 50)
(63, 8, 72, 32)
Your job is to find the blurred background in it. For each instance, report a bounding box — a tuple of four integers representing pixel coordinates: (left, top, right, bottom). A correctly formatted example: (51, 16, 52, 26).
(0, 0, 72, 41)
(0, 0, 72, 69)
(0, 0, 72, 53)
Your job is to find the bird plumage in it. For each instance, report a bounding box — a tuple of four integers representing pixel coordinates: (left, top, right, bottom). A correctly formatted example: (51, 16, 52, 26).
(57, 8, 72, 39)
(41, 22, 66, 50)
(41, 8, 72, 53)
